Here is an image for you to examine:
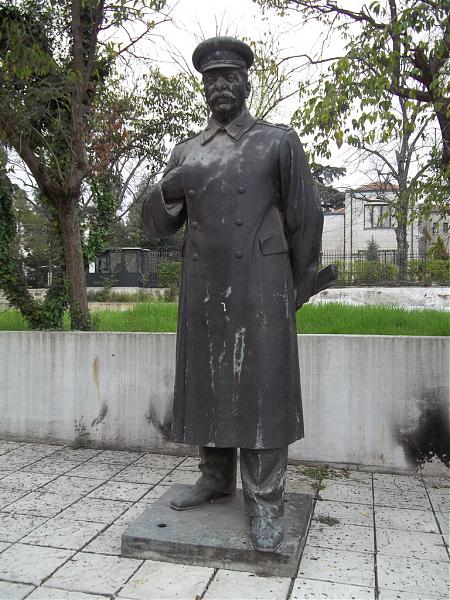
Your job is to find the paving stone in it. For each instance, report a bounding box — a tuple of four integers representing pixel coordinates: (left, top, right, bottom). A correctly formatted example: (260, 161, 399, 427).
(313, 500, 373, 527)
(298, 547, 374, 587)
(0, 543, 73, 585)
(428, 489, 449, 513)
(0, 581, 35, 600)
(378, 588, 448, 599)
(376, 528, 448, 561)
(435, 512, 449, 543)
(373, 474, 425, 492)
(114, 501, 156, 527)
(0, 471, 56, 492)
(0, 541, 11, 552)
(42, 475, 104, 497)
(0, 441, 26, 455)
(45, 552, 142, 595)
(140, 484, 171, 502)
(423, 477, 450, 491)
(0, 512, 46, 542)
(4, 491, 78, 517)
(204, 570, 291, 600)
(291, 578, 375, 599)
(112, 465, 171, 485)
(20, 443, 63, 455)
(87, 480, 151, 502)
(374, 488, 431, 510)
(86, 450, 144, 465)
(333, 471, 373, 486)
(285, 473, 317, 495)
(319, 482, 373, 505)
(159, 469, 199, 485)
(0, 489, 30, 510)
(307, 521, 374, 553)
(23, 459, 80, 476)
(178, 456, 200, 471)
(22, 517, 107, 550)
(118, 560, 213, 599)
(375, 506, 439, 533)
(67, 462, 125, 480)
(28, 588, 106, 600)
(0, 470, 10, 478)
(4, 446, 60, 465)
(51, 448, 103, 462)
(0, 455, 33, 470)
(377, 555, 449, 596)
(83, 524, 125, 555)
(59, 497, 132, 523)
(133, 453, 185, 469)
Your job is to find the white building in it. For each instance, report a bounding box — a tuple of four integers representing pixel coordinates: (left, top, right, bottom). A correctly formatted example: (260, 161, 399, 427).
(321, 183, 421, 257)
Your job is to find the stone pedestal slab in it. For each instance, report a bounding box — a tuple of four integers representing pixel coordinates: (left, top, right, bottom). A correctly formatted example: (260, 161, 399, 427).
(121, 484, 313, 577)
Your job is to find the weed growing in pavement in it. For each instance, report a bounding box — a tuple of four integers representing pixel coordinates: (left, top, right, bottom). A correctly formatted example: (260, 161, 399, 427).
(73, 417, 90, 449)
(316, 516, 340, 526)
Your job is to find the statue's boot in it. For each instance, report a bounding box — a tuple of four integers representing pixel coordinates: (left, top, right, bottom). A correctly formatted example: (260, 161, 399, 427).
(170, 485, 233, 511)
(249, 516, 284, 552)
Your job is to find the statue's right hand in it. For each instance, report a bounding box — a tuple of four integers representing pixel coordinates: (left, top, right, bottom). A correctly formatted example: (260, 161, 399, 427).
(161, 167, 185, 202)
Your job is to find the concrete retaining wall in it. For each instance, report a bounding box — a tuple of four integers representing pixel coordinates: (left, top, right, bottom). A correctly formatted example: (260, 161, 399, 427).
(312, 286, 449, 310)
(0, 332, 448, 474)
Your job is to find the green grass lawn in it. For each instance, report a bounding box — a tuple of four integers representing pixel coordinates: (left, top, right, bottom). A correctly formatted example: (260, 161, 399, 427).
(0, 302, 448, 336)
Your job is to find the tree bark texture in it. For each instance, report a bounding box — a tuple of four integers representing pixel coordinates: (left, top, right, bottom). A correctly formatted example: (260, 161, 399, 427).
(58, 198, 90, 330)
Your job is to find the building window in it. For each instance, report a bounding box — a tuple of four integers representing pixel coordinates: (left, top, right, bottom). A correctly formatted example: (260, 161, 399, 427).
(364, 204, 394, 229)
(432, 223, 439, 234)
(443, 222, 449, 233)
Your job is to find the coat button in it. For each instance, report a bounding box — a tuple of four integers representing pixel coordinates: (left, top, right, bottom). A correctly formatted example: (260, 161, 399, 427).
(235, 251, 243, 259)
(187, 189, 195, 197)
(192, 253, 198, 261)
(235, 218, 243, 226)
(237, 185, 246, 194)
(191, 221, 198, 229)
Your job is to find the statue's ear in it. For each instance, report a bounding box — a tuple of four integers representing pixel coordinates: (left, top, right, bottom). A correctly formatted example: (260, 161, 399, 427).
(245, 80, 251, 99)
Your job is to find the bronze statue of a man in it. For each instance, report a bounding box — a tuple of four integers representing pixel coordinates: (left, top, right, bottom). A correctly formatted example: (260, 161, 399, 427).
(142, 37, 324, 552)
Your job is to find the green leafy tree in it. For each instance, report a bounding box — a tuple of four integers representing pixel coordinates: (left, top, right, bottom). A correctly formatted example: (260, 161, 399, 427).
(0, 149, 67, 328)
(255, 0, 450, 178)
(311, 163, 346, 210)
(255, 0, 448, 279)
(0, 0, 200, 329)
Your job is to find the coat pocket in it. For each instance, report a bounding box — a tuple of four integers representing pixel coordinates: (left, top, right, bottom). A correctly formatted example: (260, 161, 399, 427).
(259, 232, 289, 255)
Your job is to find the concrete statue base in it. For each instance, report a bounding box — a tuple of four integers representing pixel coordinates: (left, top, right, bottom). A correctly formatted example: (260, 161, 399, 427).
(121, 484, 313, 577)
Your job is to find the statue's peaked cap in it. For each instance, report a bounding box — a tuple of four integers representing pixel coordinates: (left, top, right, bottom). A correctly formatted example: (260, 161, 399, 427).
(192, 37, 254, 73)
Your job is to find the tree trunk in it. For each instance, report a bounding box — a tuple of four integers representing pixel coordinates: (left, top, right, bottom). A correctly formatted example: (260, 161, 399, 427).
(395, 221, 409, 283)
(58, 198, 90, 330)
(435, 103, 450, 177)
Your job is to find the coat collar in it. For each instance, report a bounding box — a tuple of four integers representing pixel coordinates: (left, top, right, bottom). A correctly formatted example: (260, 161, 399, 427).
(200, 108, 257, 145)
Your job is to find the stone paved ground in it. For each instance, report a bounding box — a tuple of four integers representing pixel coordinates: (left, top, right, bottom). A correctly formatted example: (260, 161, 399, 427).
(0, 440, 448, 600)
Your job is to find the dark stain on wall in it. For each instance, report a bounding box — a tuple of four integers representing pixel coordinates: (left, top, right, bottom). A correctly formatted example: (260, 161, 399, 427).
(91, 403, 108, 427)
(398, 389, 449, 468)
(146, 405, 172, 439)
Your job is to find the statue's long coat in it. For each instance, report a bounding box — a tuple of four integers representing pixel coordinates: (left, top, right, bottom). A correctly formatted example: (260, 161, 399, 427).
(142, 110, 323, 449)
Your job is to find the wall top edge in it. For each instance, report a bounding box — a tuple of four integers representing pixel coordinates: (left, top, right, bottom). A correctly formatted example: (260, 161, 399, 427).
(0, 331, 448, 341)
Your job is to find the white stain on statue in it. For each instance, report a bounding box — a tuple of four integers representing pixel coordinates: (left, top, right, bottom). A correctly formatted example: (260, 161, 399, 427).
(255, 421, 264, 448)
(225, 286, 232, 298)
(233, 327, 246, 381)
(221, 302, 226, 312)
(204, 284, 210, 303)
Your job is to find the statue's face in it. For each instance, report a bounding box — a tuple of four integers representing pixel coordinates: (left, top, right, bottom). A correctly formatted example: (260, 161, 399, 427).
(203, 68, 250, 123)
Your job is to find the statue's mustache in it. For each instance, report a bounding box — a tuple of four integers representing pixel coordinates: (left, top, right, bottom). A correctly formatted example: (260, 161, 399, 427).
(210, 92, 236, 102)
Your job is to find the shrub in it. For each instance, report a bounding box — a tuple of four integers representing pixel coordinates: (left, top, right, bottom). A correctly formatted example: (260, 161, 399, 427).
(158, 260, 181, 299)
(427, 259, 450, 284)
